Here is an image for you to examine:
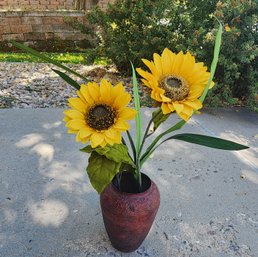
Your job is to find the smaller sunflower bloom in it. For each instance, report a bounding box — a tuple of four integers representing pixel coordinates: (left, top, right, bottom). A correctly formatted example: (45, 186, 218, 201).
(63, 79, 136, 148)
(136, 48, 214, 121)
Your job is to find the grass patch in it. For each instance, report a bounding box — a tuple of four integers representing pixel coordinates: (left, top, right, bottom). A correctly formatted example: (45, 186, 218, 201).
(0, 51, 109, 66)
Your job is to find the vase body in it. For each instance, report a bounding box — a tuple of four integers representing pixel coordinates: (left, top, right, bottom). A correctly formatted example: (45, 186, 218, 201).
(100, 173, 160, 252)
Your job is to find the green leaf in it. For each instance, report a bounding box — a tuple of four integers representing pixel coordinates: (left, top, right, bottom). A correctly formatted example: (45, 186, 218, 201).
(96, 144, 135, 166)
(87, 152, 121, 193)
(131, 62, 142, 157)
(165, 133, 249, 150)
(80, 145, 94, 153)
(52, 69, 80, 90)
(152, 108, 170, 132)
(126, 131, 136, 162)
(11, 40, 88, 82)
(199, 21, 222, 103)
(81, 144, 135, 166)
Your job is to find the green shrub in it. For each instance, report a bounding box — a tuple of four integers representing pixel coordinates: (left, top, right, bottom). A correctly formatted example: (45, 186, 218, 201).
(87, 0, 190, 72)
(88, 0, 258, 110)
(187, 0, 258, 111)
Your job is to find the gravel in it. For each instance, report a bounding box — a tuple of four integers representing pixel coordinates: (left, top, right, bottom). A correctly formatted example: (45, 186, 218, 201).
(0, 62, 151, 109)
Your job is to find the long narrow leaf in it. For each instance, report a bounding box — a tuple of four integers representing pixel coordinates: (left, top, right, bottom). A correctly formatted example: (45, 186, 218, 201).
(11, 41, 88, 81)
(199, 21, 222, 103)
(131, 62, 142, 156)
(126, 131, 137, 162)
(166, 133, 249, 150)
(52, 69, 80, 90)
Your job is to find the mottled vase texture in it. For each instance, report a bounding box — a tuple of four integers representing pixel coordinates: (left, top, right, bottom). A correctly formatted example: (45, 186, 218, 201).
(100, 175, 160, 252)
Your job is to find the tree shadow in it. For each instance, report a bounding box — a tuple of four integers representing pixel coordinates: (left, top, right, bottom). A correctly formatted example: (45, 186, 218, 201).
(0, 108, 257, 256)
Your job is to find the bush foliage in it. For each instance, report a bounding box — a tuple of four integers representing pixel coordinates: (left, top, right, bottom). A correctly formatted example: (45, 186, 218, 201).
(88, 0, 258, 110)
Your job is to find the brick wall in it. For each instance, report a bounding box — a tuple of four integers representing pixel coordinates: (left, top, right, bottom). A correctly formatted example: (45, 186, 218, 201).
(0, 0, 115, 48)
(0, 10, 90, 48)
(0, 0, 74, 10)
(0, 0, 114, 11)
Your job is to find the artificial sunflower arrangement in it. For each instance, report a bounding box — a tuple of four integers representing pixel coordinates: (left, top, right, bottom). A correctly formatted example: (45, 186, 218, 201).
(12, 22, 248, 195)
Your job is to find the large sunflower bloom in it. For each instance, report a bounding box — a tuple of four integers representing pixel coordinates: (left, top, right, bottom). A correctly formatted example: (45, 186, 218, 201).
(63, 79, 136, 148)
(136, 48, 214, 121)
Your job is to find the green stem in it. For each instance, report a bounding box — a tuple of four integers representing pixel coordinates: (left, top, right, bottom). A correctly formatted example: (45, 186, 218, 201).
(136, 163, 142, 192)
(138, 109, 161, 158)
(122, 136, 134, 166)
(140, 119, 186, 167)
(126, 131, 136, 162)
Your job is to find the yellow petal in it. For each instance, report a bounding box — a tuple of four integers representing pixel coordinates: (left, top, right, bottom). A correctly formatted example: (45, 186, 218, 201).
(183, 99, 202, 110)
(172, 51, 185, 74)
(80, 84, 94, 104)
(118, 108, 137, 119)
(64, 109, 84, 119)
(111, 82, 124, 99)
(79, 127, 93, 138)
(209, 81, 215, 89)
(66, 119, 86, 130)
(100, 140, 108, 148)
(113, 119, 130, 131)
(91, 133, 105, 148)
(63, 116, 71, 122)
(151, 90, 162, 101)
(179, 52, 195, 78)
(104, 127, 118, 140)
(177, 112, 190, 121)
(153, 53, 163, 76)
(104, 128, 122, 145)
(76, 132, 82, 142)
(160, 93, 171, 102)
(113, 93, 131, 109)
(188, 86, 204, 100)
(161, 103, 172, 114)
(114, 132, 122, 144)
(87, 82, 100, 101)
(136, 68, 157, 83)
(173, 102, 184, 113)
(81, 136, 90, 144)
(99, 79, 112, 101)
(68, 129, 77, 134)
(68, 98, 87, 113)
(161, 48, 173, 75)
(141, 59, 159, 76)
(181, 104, 193, 117)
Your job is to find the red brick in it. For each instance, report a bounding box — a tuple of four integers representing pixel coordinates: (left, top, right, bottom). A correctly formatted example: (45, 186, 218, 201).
(47, 5, 59, 10)
(21, 16, 42, 24)
(42, 16, 63, 24)
(0, 25, 11, 34)
(10, 24, 32, 33)
(7, 17, 22, 25)
(31, 24, 52, 32)
(0, 17, 8, 25)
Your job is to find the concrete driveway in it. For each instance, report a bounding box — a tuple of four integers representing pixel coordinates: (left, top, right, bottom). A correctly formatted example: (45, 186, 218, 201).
(0, 108, 257, 257)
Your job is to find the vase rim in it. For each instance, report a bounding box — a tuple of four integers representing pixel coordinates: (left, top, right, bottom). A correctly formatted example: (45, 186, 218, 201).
(111, 172, 154, 196)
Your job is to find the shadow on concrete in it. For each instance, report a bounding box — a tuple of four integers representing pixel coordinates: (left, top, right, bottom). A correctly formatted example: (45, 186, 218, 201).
(0, 108, 257, 257)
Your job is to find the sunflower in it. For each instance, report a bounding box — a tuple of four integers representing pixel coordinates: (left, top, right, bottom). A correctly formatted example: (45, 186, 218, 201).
(63, 79, 136, 148)
(136, 48, 214, 121)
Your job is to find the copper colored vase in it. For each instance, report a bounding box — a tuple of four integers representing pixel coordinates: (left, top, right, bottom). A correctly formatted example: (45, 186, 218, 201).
(100, 172, 160, 252)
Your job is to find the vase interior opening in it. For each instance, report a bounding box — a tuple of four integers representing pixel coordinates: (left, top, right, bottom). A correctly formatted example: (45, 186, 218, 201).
(112, 172, 151, 194)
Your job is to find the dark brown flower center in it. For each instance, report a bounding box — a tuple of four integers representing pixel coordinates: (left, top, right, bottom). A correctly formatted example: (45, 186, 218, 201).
(86, 104, 117, 131)
(159, 75, 189, 101)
